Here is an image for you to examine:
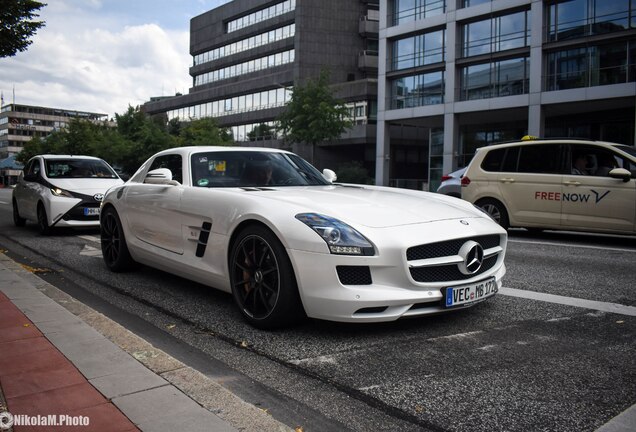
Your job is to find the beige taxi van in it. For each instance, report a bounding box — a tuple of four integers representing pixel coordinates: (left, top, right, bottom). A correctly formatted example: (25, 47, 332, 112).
(461, 138, 636, 235)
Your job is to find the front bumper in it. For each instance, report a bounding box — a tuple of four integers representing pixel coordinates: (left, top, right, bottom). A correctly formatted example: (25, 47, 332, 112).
(287, 218, 507, 323)
(47, 196, 101, 228)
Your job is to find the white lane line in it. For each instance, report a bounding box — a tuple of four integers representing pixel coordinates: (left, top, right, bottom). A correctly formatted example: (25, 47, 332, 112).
(508, 239, 636, 253)
(78, 235, 101, 243)
(0, 200, 9, 205)
(499, 287, 636, 317)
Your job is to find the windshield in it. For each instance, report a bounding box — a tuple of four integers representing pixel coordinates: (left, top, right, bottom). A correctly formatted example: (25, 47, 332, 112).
(615, 144, 636, 159)
(190, 151, 330, 188)
(45, 159, 119, 179)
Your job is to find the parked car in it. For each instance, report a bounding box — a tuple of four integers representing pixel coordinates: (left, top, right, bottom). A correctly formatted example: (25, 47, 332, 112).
(436, 167, 466, 198)
(12, 155, 124, 234)
(100, 146, 507, 329)
(461, 138, 636, 234)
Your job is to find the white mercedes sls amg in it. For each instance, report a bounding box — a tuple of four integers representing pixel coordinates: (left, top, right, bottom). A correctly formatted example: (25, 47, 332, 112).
(100, 146, 507, 328)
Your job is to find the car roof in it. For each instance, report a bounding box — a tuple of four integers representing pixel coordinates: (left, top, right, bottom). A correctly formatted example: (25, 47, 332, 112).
(477, 139, 624, 151)
(155, 146, 293, 158)
(35, 154, 103, 160)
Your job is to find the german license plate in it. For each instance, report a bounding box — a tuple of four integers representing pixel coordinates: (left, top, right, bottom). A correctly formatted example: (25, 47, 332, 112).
(444, 277, 497, 308)
(84, 207, 100, 216)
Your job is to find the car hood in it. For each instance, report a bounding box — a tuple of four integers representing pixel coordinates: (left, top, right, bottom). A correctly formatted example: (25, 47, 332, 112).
(48, 178, 124, 195)
(248, 185, 483, 228)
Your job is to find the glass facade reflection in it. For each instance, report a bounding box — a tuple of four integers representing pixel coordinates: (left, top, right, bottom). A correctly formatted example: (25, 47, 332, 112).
(462, 10, 531, 57)
(391, 0, 445, 26)
(460, 57, 529, 100)
(391, 29, 445, 70)
(546, 41, 636, 90)
(548, 0, 636, 42)
(167, 87, 292, 122)
(194, 24, 295, 65)
(390, 71, 444, 108)
(195, 50, 295, 86)
(227, 0, 296, 33)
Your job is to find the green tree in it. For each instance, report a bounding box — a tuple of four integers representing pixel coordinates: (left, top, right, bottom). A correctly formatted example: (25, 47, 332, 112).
(178, 117, 233, 147)
(15, 135, 48, 163)
(277, 70, 352, 163)
(0, 0, 46, 58)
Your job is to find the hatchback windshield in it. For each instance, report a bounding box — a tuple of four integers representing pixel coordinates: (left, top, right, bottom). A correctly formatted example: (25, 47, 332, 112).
(191, 151, 330, 188)
(45, 159, 119, 179)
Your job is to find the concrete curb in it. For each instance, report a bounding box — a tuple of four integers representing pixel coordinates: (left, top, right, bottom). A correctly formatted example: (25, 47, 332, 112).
(0, 252, 292, 432)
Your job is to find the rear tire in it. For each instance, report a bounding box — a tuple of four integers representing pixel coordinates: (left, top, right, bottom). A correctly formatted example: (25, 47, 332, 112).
(229, 225, 303, 329)
(12, 199, 26, 227)
(37, 203, 51, 235)
(477, 198, 510, 230)
(100, 207, 136, 272)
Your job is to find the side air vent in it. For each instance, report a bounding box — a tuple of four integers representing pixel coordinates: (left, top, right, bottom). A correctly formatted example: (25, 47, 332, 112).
(337, 266, 372, 285)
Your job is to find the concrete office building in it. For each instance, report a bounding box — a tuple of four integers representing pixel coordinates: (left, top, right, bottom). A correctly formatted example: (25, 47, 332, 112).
(0, 103, 108, 159)
(377, 0, 636, 191)
(143, 0, 380, 171)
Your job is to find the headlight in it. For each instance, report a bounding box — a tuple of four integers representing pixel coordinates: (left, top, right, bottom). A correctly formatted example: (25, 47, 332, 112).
(295, 213, 375, 256)
(50, 187, 74, 198)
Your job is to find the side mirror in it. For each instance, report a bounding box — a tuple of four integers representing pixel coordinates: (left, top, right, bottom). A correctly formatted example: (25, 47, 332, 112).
(322, 168, 337, 183)
(608, 167, 632, 182)
(144, 168, 180, 186)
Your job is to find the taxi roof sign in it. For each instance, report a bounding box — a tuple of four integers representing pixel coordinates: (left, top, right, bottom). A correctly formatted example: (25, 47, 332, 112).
(521, 135, 538, 141)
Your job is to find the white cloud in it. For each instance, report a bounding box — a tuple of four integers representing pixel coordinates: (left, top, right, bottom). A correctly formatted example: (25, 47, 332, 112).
(0, 1, 193, 118)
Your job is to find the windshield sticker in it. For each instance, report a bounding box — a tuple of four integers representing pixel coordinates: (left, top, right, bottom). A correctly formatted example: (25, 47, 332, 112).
(211, 160, 226, 172)
(198, 157, 208, 163)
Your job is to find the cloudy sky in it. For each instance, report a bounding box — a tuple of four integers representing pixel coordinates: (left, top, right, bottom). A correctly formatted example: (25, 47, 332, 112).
(0, 0, 230, 119)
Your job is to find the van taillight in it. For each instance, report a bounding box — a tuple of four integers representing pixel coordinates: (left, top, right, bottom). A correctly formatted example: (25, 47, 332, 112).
(461, 176, 471, 187)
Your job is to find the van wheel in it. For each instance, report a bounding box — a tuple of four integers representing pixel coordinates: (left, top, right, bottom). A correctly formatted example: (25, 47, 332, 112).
(12, 200, 26, 227)
(477, 199, 509, 230)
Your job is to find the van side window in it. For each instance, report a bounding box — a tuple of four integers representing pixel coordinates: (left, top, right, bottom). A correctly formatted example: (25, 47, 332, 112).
(481, 149, 506, 171)
(518, 145, 562, 174)
(501, 147, 520, 172)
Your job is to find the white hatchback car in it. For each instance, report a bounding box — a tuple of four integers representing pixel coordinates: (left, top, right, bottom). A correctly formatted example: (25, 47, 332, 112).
(12, 155, 124, 234)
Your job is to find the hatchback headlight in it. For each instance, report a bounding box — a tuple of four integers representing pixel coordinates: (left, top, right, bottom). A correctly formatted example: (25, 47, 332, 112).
(50, 187, 74, 198)
(295, 213, 375, 256)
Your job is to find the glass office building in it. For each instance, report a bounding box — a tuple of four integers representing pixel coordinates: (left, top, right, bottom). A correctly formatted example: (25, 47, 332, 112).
(377, 0, 636, 191)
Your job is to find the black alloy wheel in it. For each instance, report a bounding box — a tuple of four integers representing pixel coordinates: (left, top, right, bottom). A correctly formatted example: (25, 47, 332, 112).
(230, 225, 303, 329)
(37, 203, 51, 235)
(12, 200, 26, 227)
(100, 207, 135, 272)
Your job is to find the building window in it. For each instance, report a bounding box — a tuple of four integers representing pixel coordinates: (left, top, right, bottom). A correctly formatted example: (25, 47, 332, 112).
(195, 50, 295, 86)
(390, 71, 444, 109)
(462, 10, 531, 57)
(548, 0, 636, 42)
(460, 57, 530, 100)
(194, 24, 295, 65)
(390, 29, 445, 71)
(391, 0, 445, 26)
(461, 0, 491, 7)
(227, 0, 296, 33)
(545, 41, 636, 90)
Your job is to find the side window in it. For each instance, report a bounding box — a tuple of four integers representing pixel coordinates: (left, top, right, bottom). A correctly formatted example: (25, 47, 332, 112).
(149, 154, 183, 184)
(481, 148, 506, 172)
(23, 159, 40, 179)
(569, 145, 621, 177)
(518, 144, 563, 174)
(501, 146, 520, 172)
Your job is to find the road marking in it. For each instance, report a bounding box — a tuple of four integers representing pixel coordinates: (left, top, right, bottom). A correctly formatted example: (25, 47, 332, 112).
(0, 200, 9, 205)
(79, 245, 102, 257)
(499, 287, 636, 317)
(508, 239, 636, 253)
(78, 235, 101, 243)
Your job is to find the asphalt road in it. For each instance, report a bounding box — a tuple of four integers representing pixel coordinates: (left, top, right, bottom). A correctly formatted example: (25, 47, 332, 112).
(0, 188, 634, 432)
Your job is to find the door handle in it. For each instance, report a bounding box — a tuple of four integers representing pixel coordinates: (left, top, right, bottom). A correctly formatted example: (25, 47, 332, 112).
(499, 178, 515, 183)
(564, 180, 581, 186)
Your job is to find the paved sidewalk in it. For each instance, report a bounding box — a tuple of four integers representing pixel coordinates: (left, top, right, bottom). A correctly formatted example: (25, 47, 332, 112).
(0, 253, 287, 432)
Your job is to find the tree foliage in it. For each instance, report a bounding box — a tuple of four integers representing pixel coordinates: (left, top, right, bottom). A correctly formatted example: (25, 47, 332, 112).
(277, 70, 352, 160)
(0, 0, 46, 58)
(247, 123, 275, 141)
(16, 106, 233, 175)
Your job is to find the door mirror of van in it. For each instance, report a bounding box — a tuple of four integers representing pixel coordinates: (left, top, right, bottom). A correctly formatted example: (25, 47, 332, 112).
(608, 167, 632, 182)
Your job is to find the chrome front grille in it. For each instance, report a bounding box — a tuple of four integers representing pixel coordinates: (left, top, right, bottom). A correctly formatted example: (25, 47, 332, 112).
(406, 235, 503, 283)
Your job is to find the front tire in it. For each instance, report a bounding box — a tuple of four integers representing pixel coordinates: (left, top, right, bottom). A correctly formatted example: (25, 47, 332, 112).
(229, 225, 303, 329)
(477, 198, 510, 230)
(37, 203, 51, 235)
(12, 199, 26, 227)
(100, 207, 135, 272)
